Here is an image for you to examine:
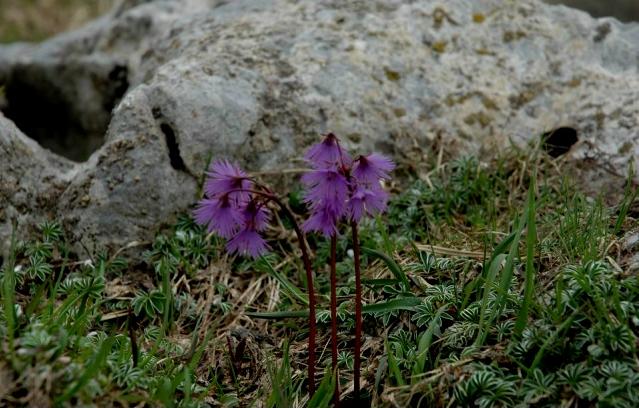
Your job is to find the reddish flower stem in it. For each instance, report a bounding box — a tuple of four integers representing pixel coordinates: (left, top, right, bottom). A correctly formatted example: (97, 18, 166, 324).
(290, 213, 318, 396)
(351, 220, 362, 401)
(330, 235, 340, 407)
(227, 187, 317, 395)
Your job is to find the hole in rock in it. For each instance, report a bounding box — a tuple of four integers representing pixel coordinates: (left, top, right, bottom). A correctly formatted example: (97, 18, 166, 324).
(542, 127, 579, 158)
(0, 63, 129, 162)
(160, 123, 186, 171)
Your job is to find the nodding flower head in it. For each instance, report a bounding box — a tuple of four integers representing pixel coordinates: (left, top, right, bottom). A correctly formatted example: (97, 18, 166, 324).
(304, 133, 351, 169)
(303, 204, 340, 237)
(347, 183, 389, 222)
(192, 196, 243, 238)
(242, 199, 271, 232)
(301, 168, 349, 216)
(226, 228, 270, 258)
(352, 153, 395, 184)
(204, 160, 253, 202)
(194, 160, 272, 259)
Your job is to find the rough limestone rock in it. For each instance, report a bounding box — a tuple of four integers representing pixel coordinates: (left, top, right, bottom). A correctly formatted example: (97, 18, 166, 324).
(1, 0, 638, 255)
(544, 0, 639, 22)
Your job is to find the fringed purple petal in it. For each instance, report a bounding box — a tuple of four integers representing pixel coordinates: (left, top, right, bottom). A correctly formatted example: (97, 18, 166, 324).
(226, 228, 270, 258)
(304, 133, 351, 169)
(193, 197, 243, 238)
(347, 183, 389, 222)
(193, 198, 216, 226)
(243, 200, 271, 231)
(204, 159, 253, 202)
(303, 205, 339, 237)
(352, 153, 395, 183)
(302, 169, 348, 217)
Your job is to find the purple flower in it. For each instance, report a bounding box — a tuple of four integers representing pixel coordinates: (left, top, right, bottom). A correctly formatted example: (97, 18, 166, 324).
(304, 133, 350, 169)
(226, 228, 270, 258)
(243, 200, 271, 231)
(303, 205, 340, 237)
(193, 160, 274, 258)
(192, 197, 243, 238)
(347, 184, 389, 222)
(301, 165, 351, 236)
(302, 169, 349, 216)
(352, 153, 395, 184)
(204, 160, 253, 202)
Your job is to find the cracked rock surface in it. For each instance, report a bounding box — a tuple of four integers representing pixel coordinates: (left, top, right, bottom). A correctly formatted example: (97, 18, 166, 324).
(1, 0, 638, 255)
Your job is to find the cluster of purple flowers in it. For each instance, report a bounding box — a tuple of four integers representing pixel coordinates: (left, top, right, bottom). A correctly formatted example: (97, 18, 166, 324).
(302, 133, 394, 237)
(193, 160, 271, 257)
(193, 133, 394, 255)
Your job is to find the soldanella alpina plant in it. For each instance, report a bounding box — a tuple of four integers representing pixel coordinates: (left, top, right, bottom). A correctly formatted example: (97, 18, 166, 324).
(193, 159, 318, 395)
(193, 133, 394, 402)
(302, 133, 394, 403)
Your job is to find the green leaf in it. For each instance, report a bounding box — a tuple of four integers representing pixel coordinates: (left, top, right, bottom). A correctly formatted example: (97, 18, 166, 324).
(515, 175, 537, 336)
(614, 161, 638, 235)
(57, 336, 116, 403)
(361, 247, 410, 288)
(529, 308, 579, 370)
(258, 256, 309, 306)
(475, 253, 507, 346)
(362, 278, 399, 287)
(308, 369, 335, 408)
(246, 310, 308, 319)
(363, 297, 421, 314)
(412, 306, 448, 377)
(2, 224, 18, 360)
(247, 297, 421, 320)
(386, 339, 405, 386)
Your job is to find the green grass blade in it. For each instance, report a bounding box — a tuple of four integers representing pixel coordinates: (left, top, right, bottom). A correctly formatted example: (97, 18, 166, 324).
(2, 223, 18, 361)
(515, 175, 537, 336)
(246, 310, 309, 319)
(361, 247, 410, 288)
(161, 260, 173, 334)
(308, 368, 335, 408)
(475, 253, 507, 346)
(489, 228, 525, 325)
(614, 161, 638, 235)
(260, 256, 309, 306)
(362, 296, 422, 313)
(386, 339, 405, 386)
(362, 278, 400, 287)
(57, 336, 116, 403)
(412, 306, 448, 377)
(473, 230, 520, 342)
(529, 308, 579, 370)
(247, 297, 422, 320)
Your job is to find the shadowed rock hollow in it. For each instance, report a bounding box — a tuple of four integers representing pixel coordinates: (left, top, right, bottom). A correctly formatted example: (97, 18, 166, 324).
(1, 0, 638, 256)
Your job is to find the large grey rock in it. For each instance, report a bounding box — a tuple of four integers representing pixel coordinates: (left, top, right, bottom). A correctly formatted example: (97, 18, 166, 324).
(545, 0, 639, 22)
(1, 0, 638, 255)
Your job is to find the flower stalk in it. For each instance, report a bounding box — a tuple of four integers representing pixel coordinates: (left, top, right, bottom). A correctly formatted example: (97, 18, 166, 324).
(192, 165, 318, 396)
(351, 220, 362, 401)
(330, 235, 339, 406)
(262, 191, 318, 395)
